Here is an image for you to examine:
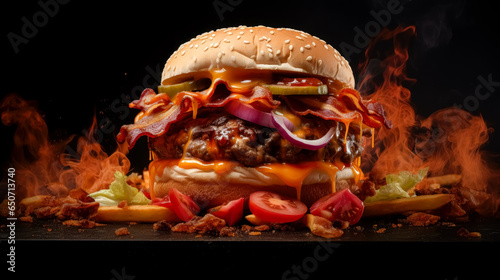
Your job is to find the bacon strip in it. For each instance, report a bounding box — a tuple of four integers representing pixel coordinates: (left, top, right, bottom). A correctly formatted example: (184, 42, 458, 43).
(118, 85, 280, 148)
(284, 88, 392, 129)
(118, 85, 390, 149)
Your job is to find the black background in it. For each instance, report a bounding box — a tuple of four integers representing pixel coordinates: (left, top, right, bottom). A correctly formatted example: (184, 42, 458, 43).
(1, 0, 500, 279)
(2, 0, 500, 171)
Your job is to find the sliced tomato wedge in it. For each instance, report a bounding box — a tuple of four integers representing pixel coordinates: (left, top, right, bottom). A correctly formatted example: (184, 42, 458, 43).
(249, 191, 307, 223)
(168, 188, 200, 222)
(151, 195, 172, 208)
(142, 190, 151, 200)
(310, 189, 364, 225)
(208, 198, 244, 226)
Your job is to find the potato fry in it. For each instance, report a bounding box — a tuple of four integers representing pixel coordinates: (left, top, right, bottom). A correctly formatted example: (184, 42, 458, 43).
(425, 174, 462, 186)
(96, 205, 181, 223)
(363, 194, 454, 217)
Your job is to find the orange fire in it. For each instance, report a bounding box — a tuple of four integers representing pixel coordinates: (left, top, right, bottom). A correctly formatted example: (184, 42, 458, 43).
(0, 93, 129, 199)
(1, 26, 498, 216)
(359, 26, 499, 215)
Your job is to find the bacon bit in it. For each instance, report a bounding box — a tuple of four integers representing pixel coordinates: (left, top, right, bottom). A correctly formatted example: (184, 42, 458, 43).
(171, 214, 226, 235)
(117, 200, 128, 208)
(249, 231, 262, 236)
(457, 227, 481, 238)
(304, 214, 343, 238)
(19, 215, 33, 223)
(115, 227, 130, 236)
(406, 212, 440, 226)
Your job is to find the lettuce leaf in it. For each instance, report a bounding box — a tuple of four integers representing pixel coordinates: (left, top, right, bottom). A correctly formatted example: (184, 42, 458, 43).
(88, 171, 151, 206)
(364, 168, 428, 203)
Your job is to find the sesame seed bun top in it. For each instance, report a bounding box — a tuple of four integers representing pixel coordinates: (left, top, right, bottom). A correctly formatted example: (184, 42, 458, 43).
(161, 25, 355, 89)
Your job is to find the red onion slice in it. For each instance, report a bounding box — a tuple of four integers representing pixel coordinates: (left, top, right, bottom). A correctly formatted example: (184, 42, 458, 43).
(271, 110, 335, 150)
(225, 101, 294, 131)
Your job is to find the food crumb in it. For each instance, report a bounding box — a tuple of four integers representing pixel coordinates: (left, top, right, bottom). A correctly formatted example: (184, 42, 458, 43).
(457, 227, 481, 238)
(249, 231, 262, 236)
(376, 228, 386, 234)
(19, 215, 33, 223)
(115, 227, 130, 236)
(47, 228, 52, 232)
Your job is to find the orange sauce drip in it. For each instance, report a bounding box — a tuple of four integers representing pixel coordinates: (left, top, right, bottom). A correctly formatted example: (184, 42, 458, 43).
(256, 161, 344, 200)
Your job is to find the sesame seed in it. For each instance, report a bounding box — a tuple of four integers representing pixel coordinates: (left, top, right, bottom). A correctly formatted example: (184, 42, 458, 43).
(231, 56, 236, 62)
(223, 39, 230, 43)
(306, 56, 312, 61)
(181, 50, 186, 56)
(237, 35, 241, 40)
(250, 29, 254, 33)
(189, 44, 193, 48)
(239, 31, 244, 35)
(300, 47, 304, 53)
(269, 53, 273, 58)
(216, 57, 220, 63)
(296, 36, 304, 41)
(324, 44, 328, 50)
(266, 44, 272, 48)
(276, 49, 281, 55)
(250, 55, 256, 59)
(284, 39, 290, 44)
(312, 42, 316, 47)
(270, 30, 275, 35)
(201, 40, 206, 44)
(172, 66, 176, 71)
(305, 44, 311, 49)
(218, 52, 223, 58)
(289, 45, 294, 51)
(227, 31, 232, 35)
(300, 33, 308, 38)
(166, 65, 171, 71)
(318, 59, 322, 65)
(243, 40, 250, 44)
(194, 44, 199, 49)
(193, 57, 197, 63)
(230, 45, 234, 51)
(260, 50, 265, 56)
(213, 42, 219, 48)
(204, 46, 209, 52)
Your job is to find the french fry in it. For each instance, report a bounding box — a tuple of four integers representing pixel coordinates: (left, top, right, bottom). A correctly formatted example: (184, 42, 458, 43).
(96, 205, 181, 223)
(425, 174, 462, 186)
(363, 194, 454, 217)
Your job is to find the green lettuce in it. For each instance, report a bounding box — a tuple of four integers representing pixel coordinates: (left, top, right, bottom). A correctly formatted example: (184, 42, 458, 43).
(88, 171, 151, 206)
(364, 168, 428, 203)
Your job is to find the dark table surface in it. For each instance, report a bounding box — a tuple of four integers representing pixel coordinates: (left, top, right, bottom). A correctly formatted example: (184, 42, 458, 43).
(2, 215, 499, 279)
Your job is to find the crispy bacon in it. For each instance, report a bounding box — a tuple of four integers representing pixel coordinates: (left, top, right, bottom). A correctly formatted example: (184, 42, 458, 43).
(118, 85, 390, 148)
(118, 85, 280, 148)
(285, 88, 391, 129)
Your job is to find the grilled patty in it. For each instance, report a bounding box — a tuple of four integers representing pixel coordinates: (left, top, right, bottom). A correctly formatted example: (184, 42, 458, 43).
(150, 108, 365, 167)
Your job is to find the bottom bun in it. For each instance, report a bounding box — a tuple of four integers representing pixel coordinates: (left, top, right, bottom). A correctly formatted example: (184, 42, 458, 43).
(153, 179, 352, 209)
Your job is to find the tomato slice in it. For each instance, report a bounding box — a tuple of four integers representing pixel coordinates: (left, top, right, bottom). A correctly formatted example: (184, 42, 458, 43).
(309, 189, 364, 225)
(168, 188, 200, 222)
(249, 191, 307, 223)
(151, 196, 172, 208)
(142, 190, 151, 200)
(208, 198, 244, 226)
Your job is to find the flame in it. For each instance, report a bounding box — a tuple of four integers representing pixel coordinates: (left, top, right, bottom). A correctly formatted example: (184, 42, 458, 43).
(358, 26, 499, 214)
(1, 93, 130, 199)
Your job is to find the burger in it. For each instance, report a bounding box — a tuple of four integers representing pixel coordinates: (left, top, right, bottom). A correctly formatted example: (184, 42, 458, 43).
(117, 26, 390, 209)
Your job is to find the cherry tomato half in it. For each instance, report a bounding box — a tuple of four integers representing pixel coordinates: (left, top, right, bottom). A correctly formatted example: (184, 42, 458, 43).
(168, 188, 200, 222)
(208, 198, 244, 226)
(309, 189, 364, 225)
(151, 196, 172, 208)
(249, 191, 307, 223)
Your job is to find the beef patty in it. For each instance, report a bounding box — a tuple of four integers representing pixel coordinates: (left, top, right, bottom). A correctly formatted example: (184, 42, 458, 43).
(150, 108, 367, 167)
